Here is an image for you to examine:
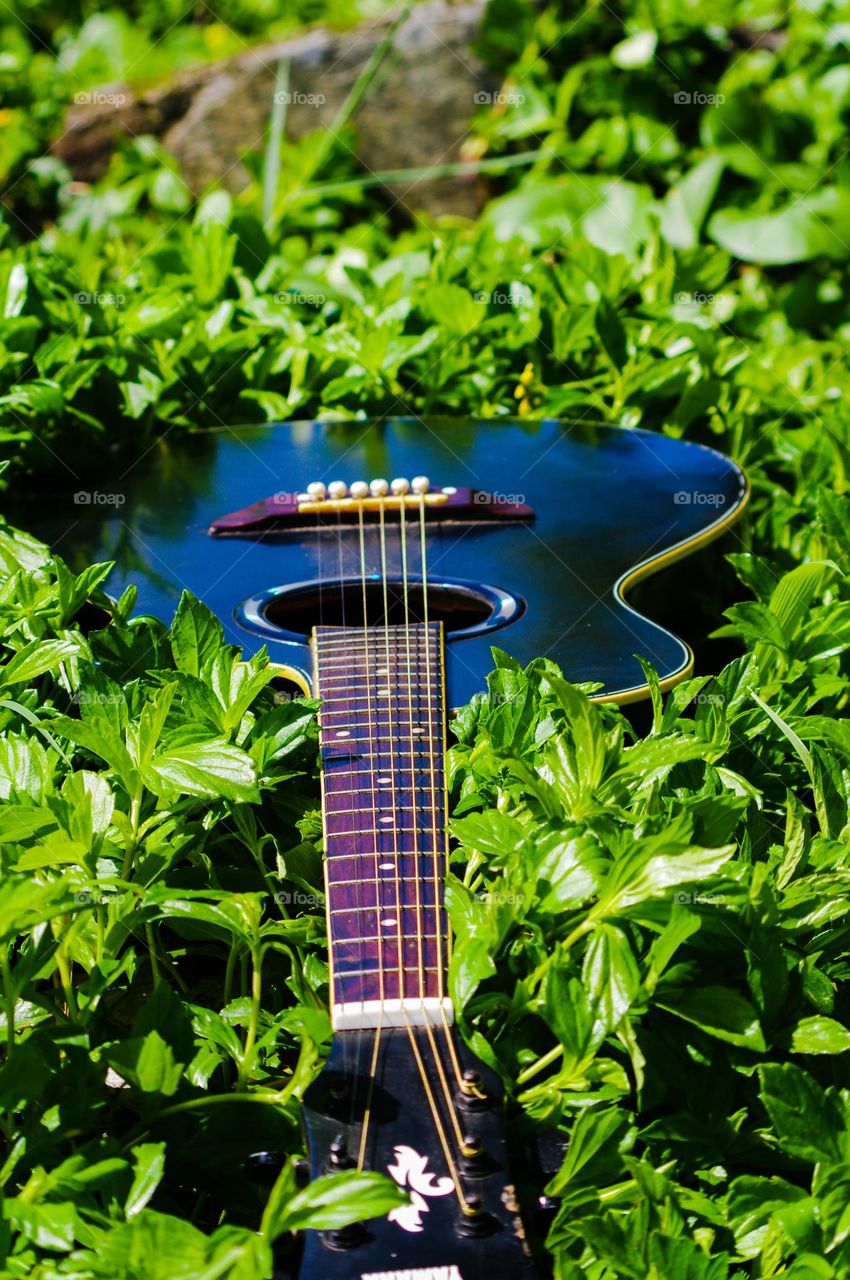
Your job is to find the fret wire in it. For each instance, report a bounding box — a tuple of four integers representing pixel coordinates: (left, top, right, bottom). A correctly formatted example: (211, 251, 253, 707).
(328, 902, 442, 915)
(314, 706, 440, 716)
(322, 765, 444, 774)
(322, 783, 445, 793)
(323, 803, 442, 816)
(332, 935, 443, 946)
(315, 619, 449, 1012)
(320, 752, 440, 762)
(324, 838, 442, 848)
(315, 635, 438, 645)
(332, 962, 440, 972)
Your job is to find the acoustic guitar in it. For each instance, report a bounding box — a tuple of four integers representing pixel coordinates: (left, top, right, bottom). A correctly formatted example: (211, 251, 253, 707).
(39, 418, 748, 1280)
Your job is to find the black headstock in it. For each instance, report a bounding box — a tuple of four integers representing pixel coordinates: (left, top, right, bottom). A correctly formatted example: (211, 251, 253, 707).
(298, 1026, 537, 1280)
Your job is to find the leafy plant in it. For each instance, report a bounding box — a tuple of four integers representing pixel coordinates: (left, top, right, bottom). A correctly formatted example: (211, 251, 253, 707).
(3, 0, 850, 1274)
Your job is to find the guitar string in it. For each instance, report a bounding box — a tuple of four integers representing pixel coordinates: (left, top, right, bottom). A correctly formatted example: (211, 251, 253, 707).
(336, 504, 369, 1144)
(397, 498, 475, 1197)
(377, 501, 407, 1011)
(398, 504, 427, 1001)
(404, 1020, 470, 1212)
(356, 502, 384, 1171)
(314, 508, 359, 1149)
(417, 495, 466, 1092)
(414, 496, 475, 1139)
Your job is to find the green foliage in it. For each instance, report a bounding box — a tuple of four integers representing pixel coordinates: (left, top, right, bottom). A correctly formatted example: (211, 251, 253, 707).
(0, 512, 415, 1275)
(2, 0, 850, 1274)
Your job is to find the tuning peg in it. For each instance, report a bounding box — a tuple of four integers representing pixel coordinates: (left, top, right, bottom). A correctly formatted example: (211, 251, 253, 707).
(457, 1068, 489, 1111)
(458, 1130, 491, 1179)
(456, 1192, 496, 1238)
(326, 1135, 355, 1171)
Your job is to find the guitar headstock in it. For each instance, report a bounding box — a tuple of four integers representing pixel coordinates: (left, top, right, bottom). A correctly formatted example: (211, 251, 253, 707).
(298, 1025, 537, 1280)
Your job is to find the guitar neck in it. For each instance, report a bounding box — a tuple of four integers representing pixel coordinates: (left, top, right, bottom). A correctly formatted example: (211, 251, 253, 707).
(312, 622, 452, 1032)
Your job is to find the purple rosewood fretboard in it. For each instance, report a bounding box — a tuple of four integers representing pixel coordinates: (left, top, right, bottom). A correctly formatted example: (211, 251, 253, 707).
(313, 622, 452, 1031)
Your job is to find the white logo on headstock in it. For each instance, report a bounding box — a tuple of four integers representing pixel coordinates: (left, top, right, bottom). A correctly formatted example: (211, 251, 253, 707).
(385, 1145, 454, 1233)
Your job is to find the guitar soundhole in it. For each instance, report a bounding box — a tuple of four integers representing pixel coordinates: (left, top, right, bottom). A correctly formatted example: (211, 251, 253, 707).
(234, 576, 524, 644)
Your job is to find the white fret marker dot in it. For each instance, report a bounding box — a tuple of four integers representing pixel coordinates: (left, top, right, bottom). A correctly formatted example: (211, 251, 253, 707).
(378, 777, 391, 784)
(335, 731, 350, 738)
(377, 688, 389, 696)
(382, 917, 397, 928)
(379, 862, 393, 870)
(379, 816, 393, 825)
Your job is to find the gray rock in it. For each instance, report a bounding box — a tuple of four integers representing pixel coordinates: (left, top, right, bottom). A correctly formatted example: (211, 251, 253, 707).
(54, 2, 494, 219)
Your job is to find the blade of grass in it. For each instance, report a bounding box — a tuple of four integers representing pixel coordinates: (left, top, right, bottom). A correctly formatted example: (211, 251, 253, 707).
(263, 58, 290, 228)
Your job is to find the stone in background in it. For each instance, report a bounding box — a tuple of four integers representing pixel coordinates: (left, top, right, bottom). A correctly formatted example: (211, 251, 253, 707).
(53, 1, 494, 219)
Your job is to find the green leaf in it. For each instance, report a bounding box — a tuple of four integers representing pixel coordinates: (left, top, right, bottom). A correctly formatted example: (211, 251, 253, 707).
(610, 29, 656, 68)
(105, 1031, 184, 1097)
(581, 923, 640, 1034)
(758, 1063, 847, 1163)
(790, 1016, 850, 1055)
(126, 1143, 167, 1218)
(595, 299, 628, 370)
(144, 738, 258, 802)
(421, 284, 483, 336)
(708, 193, 850, 264)
(170, 592, 227, 677)
(264, 1171, 407, 1237)
(660, 155, 725, 249)
(657, 986, 766, 1050)
(0, 638, 80, 687)
(5, 1199, 76, 1251)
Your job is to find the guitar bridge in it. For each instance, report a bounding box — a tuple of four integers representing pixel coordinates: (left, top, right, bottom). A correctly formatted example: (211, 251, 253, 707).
(210, 477, 535, 534)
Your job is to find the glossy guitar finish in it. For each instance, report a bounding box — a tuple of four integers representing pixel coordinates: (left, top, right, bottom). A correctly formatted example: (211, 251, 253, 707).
(29, 417, 749, 706)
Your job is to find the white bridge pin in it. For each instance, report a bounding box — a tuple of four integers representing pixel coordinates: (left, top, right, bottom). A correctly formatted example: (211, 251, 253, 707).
(370, 478, 390, 497)
(327, 480, 348, 500)
(306, 482, 326, 500)
(391, 477, 410, 495)
(411, 475, 430, 494)
(350, 480, 369, 499)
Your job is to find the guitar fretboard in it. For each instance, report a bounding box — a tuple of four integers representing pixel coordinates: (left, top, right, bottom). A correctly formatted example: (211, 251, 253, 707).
(313, 623, 452, 1031)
